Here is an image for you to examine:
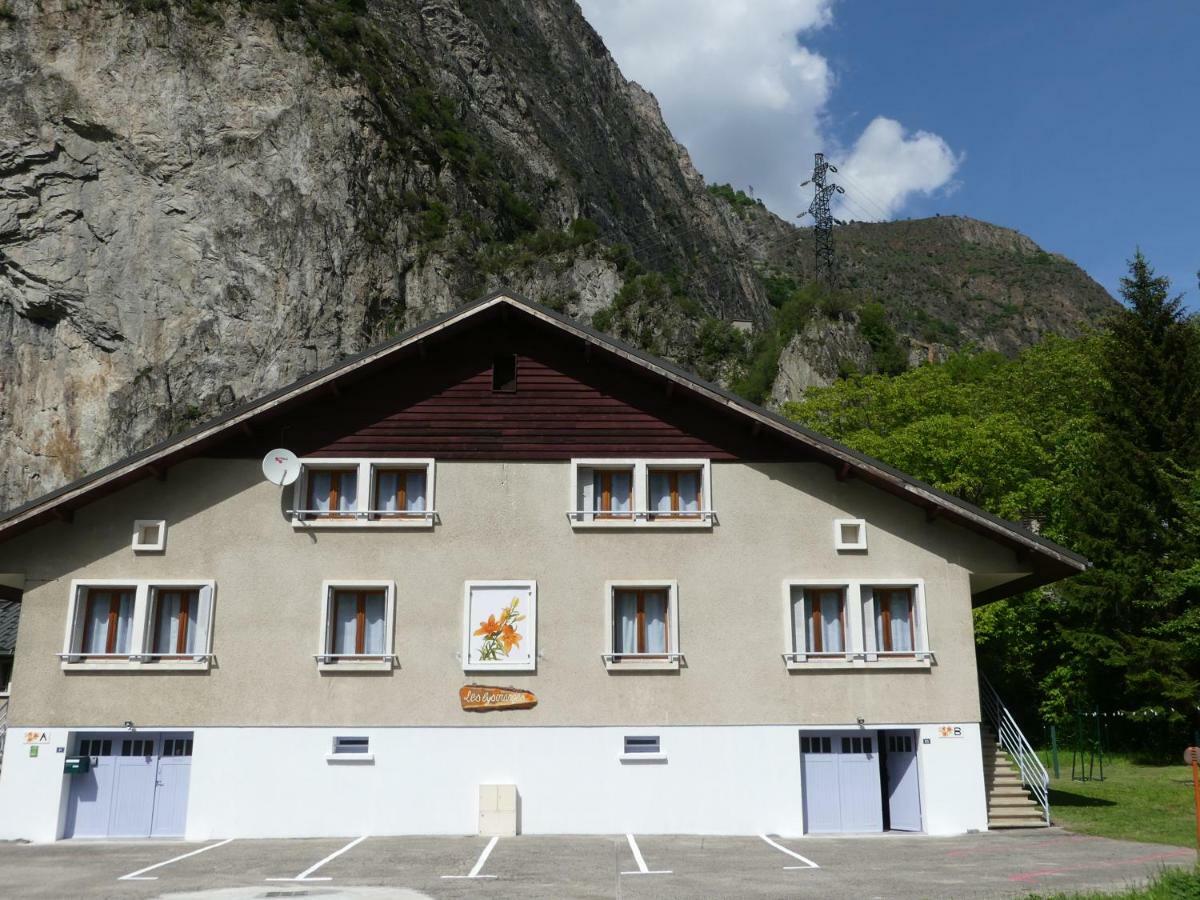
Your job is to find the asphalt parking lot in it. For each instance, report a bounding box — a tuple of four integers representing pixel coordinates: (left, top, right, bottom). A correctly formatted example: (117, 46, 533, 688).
(0, 828, 1193, 899)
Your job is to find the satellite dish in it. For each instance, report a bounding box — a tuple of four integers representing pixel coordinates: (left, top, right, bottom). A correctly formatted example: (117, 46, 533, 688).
(262, 449, 301, 486)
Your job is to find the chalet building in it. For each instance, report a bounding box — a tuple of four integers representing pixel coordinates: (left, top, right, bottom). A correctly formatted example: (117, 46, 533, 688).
(0, 293, 1085, 842)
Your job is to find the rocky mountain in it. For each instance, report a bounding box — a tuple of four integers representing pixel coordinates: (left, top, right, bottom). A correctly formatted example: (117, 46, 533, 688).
(0, 0, 1114, 512)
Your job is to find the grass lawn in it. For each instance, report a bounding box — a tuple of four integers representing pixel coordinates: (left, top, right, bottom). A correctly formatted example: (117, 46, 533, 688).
(1029, 866, 1200, 899)
(1047, 753, 1199, 848)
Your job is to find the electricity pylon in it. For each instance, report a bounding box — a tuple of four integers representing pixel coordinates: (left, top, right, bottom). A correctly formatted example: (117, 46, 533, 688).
(797, 152, 845, 286)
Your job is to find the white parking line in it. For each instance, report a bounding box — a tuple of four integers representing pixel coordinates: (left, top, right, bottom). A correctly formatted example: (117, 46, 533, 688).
(441, 834, 500, 879)
(266, 834, 368, 882)
(620, 833, 672, 876)
(759, 833, 820, 870)
(117, 838, 235, 881)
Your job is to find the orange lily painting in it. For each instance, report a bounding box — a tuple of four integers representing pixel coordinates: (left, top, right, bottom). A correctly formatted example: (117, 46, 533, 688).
(474, 597, 526, 662)
(464, 582, 536, 670)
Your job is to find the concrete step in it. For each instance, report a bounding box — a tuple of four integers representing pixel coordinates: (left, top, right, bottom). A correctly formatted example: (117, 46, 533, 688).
(989, 808, 1048, 822)
(984, 772, 1022, 787)
(988, 785, 1033, 799)
(987, 796, 1040, 809)
(989, 818, 1051, 829)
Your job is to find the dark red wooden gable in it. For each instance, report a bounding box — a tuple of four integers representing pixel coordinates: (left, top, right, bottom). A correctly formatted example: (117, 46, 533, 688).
(216, 315, 799, 461)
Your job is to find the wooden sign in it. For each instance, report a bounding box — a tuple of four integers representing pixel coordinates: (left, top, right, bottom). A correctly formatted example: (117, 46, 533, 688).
(460, 684, 537, 712)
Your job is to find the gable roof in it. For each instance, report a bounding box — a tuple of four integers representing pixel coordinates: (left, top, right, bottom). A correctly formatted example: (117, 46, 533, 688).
(0, 290, 1088, 601)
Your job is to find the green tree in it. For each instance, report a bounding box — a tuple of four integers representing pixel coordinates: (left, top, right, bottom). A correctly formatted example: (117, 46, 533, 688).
(1053, 252, 1200, 727)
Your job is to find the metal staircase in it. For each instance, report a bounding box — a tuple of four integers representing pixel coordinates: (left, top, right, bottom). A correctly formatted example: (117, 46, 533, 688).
(979, 675, 1050, 827)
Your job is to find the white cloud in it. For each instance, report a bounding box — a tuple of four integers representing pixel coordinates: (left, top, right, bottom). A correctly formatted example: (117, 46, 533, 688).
(834, 117, 964, 221)
(577, 0, 961, 221)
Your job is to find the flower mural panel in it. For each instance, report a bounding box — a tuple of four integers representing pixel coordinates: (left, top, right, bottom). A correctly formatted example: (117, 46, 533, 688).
(463, 581, 537, 671)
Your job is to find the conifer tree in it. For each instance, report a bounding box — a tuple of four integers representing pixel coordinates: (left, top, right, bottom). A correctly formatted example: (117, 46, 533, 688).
(1058, 251, 1200, 726)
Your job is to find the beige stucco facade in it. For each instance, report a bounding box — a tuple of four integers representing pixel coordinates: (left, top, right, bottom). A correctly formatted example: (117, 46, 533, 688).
(0, 457, 1025, 729)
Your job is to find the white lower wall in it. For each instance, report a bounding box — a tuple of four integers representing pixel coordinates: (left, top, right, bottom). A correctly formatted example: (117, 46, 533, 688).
(0, 723, 988, 841)
(0, 726, 72, 843)
(915, 722, 987, 836)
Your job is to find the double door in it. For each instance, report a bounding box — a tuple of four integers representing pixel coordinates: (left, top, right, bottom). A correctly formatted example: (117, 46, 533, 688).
(800, 729, 922, 833)
(64, 732, 193, 838)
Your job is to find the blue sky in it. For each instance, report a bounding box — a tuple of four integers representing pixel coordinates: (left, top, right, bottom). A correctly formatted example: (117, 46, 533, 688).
(580, 1, 1199, 309)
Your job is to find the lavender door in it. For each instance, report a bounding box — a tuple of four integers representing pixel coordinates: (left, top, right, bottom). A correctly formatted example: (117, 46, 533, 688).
(150, 734, 194, 837)
(800, 732, 883, 833)
(63, 735, 119, 838)
(64, 733, 193, 838)
(885, 731, 923, 832)
(107, 736, 158, 837)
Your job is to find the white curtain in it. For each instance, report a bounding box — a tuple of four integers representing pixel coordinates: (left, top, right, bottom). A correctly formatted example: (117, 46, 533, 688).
(337, 472, 357, 511)
(649, 472, 672, 512)
(677, 471, 700, 512)
(364, 593, 386, 654)
(643, 593, 667, 653)
(311, 471, 332, 512)
(84, 591, 133, 655)
(877, 591, 913, 652)
(377, 471, 399, 512)
(804, 590, 843, 653)
(83, 593, 111, 655)
(821, 593, 844, 651)
(405, 471, 426, 512)
(377, 472, 424, 512)
(333, 592, 357, 654)
(154, 591, 198, 655)
(611, 471, 632, 513)
(615, 591, 638, 653)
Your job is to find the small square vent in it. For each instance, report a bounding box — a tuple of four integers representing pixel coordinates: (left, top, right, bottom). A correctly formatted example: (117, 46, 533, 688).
(833, 518, 867, 551)
(132, 520, 166, 552)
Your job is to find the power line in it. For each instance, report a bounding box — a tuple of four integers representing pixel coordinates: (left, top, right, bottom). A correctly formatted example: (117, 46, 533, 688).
(834, 171, 895, 222)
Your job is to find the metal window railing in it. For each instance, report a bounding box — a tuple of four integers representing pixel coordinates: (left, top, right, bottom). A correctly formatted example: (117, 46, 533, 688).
(568, 510, 715, 523)
(289, 509, 436, 521)
(56, 653, 215, 663)
(781, 650, 935, 663)
(601, 652, 685, 663)
(980, 674, 1051, 825)
(313, 654, 396, 664)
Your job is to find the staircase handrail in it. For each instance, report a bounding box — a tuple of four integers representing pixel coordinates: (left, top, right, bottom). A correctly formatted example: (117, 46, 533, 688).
(979, 674, 1050, 825)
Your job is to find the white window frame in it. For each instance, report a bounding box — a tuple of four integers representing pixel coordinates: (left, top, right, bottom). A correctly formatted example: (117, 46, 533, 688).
(326, 735, 374, 763)
(131, 519, 166, 553)
(291, 458, 436, 528)
(59, 578, 217, 671)
(781, 578, 931, 670)
(603, 579, 682, 671)
(316, 580, 396, 671)
(569, 458, 713, 528)
(833, 518, 868, 551)
(620, 734, 667, 763)
(461, 580, 538, 673)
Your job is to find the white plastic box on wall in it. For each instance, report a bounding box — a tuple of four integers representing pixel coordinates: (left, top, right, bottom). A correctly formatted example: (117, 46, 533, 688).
(479, 783, 518, 836)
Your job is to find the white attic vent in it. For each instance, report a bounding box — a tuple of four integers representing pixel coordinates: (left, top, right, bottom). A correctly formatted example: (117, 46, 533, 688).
(834, 518, 867, 551)
(132, 519, 166, 552)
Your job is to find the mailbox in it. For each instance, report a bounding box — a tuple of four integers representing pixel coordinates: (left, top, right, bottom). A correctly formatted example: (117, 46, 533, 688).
(63, 756, 91, 775)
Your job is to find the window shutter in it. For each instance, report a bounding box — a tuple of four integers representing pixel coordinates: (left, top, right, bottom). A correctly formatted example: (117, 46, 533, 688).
(192, 585, 214, 659)
(577, 467, 594, 518)
(861, 585, 878, 659)
(322, 584, 336, 661)
(67, 585, 88, 662)
(913, 590, 927, 654)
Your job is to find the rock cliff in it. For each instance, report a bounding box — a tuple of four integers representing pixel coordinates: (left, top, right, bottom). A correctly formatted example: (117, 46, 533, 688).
(0, 0, 1114, 511)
